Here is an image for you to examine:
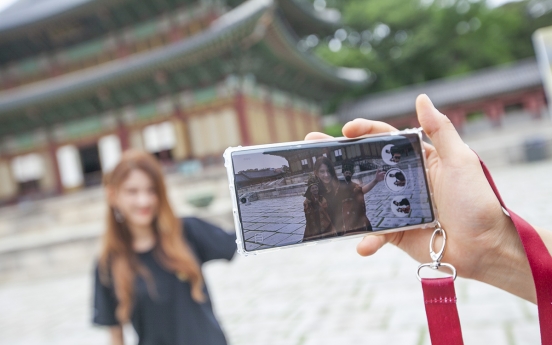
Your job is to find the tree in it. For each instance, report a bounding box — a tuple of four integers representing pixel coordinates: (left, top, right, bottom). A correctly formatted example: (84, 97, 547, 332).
(308, 0, 552, 114)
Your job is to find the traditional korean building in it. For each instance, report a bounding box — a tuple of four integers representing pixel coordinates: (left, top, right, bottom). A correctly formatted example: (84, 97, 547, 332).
(0, 0, 368, 204)
(338, 58, 547, 133)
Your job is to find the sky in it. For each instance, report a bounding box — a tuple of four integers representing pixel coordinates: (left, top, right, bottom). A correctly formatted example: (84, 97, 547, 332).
(232, 152, 289, 173)
(0, 0, 523, 14)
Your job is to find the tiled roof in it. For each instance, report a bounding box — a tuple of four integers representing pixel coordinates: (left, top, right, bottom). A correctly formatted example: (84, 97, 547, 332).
(0, 0, 368, 113)
(338, 58, 542, 122)
(0, 0, 93, 33)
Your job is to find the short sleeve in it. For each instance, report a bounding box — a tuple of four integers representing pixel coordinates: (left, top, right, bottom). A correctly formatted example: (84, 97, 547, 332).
(183, 217, 236, 264)
(92, 263, 119, 326)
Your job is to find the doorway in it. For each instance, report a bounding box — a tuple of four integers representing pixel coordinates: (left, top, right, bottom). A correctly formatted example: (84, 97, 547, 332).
(79, 144, 102, 186)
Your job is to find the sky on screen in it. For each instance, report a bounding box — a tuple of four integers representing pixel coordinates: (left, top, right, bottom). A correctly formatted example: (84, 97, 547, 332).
(232, 152, 288, 173)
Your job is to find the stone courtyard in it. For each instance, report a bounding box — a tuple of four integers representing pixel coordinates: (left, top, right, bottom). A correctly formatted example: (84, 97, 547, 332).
(1, 159, 551, 345)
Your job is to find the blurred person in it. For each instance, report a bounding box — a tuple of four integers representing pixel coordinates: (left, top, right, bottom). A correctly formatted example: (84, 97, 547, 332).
(306, 94, 552, 305)
(302, 175, 336, 241)
(93, 150, 236, 345)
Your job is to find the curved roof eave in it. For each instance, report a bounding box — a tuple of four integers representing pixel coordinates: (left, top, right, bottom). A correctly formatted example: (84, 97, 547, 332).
(264, 16, 368, 88)
(0, 0, 99, 35)
(0, 0, 273, 114)
(276, 0, 341, 37)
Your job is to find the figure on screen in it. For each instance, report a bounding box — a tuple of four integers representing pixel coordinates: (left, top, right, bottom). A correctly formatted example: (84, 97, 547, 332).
(340, 161, 371, 235)
(302, 175, 336, 241)
(390, 171, 406, 187)
(390, 146, 402, 163)
(314, 157, 384, 236)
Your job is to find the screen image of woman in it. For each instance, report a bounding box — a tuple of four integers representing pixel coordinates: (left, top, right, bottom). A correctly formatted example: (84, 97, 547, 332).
(302, 175, 336, 241)
(311, 156, 384, 237)
(93, 150, 236, 345)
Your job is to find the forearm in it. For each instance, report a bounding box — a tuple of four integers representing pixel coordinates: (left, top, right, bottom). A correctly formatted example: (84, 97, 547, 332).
(110, 325, 124, 345)
(475, 219, 552, 304)
(361, 179, 378, 194)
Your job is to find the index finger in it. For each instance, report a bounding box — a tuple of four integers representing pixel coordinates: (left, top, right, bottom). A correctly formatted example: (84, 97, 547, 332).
(342, 119, 398, 138)
(305, 132, 333, 140)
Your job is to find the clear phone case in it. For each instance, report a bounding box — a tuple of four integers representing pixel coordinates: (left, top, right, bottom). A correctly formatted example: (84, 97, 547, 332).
(223, 128, 439, 256)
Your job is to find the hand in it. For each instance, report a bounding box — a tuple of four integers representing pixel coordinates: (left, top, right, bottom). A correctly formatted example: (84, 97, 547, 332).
(306, 94, 535, 303)
(374, 169, 385, 182)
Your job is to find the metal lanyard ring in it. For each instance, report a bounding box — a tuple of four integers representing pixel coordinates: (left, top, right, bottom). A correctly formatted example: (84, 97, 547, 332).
(416, 222, 457, 281)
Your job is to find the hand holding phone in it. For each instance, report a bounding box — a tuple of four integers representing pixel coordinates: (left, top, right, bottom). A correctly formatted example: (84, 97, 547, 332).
(314, 95, 536, 304)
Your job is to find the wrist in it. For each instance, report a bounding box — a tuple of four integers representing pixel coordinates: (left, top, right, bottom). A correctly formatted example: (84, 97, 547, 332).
(474, 214, 536, 303)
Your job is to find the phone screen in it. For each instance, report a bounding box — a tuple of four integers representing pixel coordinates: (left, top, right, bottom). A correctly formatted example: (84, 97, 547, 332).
(231, 133, 434, 252)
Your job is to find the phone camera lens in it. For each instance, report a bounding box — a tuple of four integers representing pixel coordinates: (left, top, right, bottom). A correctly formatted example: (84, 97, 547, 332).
(240, 197, 247, 204)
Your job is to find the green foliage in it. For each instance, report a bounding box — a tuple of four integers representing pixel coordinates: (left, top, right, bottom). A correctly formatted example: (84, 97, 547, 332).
(312, 0, 552, 112)
(323, 123, 344, 137)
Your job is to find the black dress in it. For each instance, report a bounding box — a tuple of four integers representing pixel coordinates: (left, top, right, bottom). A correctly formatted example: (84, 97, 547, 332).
(93, 217, 236, 345)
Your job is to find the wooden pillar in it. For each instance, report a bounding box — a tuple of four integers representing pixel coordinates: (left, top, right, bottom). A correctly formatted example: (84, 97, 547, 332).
(235, 91, 251, 146)
(174, 106, 193, 159)
(483, 101, 504, 127)
(117, 121, 130, 151)
(522, 92, 545, 119)
(48, 141, 63, 195)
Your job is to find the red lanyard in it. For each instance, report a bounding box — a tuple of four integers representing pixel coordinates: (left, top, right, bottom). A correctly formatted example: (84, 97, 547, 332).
(419, 158, 552, 345)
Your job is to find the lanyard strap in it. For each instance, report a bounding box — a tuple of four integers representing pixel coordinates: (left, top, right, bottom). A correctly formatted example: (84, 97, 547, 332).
(420, 158, 552, 345)
(479, 159, 552, 344)
(421, 277, 464, 345)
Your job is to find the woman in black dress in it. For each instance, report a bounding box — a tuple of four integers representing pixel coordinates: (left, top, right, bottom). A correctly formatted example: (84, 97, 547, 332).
(93, 150, 236, 345)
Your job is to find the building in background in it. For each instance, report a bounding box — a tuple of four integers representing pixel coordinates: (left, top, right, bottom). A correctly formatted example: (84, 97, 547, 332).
(337, 58, 546, 134)
(0, 0, 368, 205)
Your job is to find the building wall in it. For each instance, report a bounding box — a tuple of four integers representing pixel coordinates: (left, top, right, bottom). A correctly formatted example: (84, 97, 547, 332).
(0, 79, 322, 203)
(274, 108, 293, 143)
(295, 113, 308, 140)
(188, 107, 241, 157)
(245, 101, 270, 145)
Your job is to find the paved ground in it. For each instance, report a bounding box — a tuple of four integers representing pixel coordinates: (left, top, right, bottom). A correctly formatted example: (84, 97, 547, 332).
(241, 158, 432, 251)
(1, 160, 551, 345)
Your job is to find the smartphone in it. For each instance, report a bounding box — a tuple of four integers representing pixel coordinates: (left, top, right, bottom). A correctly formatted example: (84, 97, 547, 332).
(223, 128, 437, 255)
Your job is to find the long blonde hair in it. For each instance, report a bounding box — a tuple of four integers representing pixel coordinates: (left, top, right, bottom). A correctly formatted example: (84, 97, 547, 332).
(98, 150, 204, 323)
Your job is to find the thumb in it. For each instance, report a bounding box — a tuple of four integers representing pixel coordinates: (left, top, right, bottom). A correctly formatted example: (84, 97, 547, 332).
(416, 94, 468, 161)
(356, 234, 390, 256)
